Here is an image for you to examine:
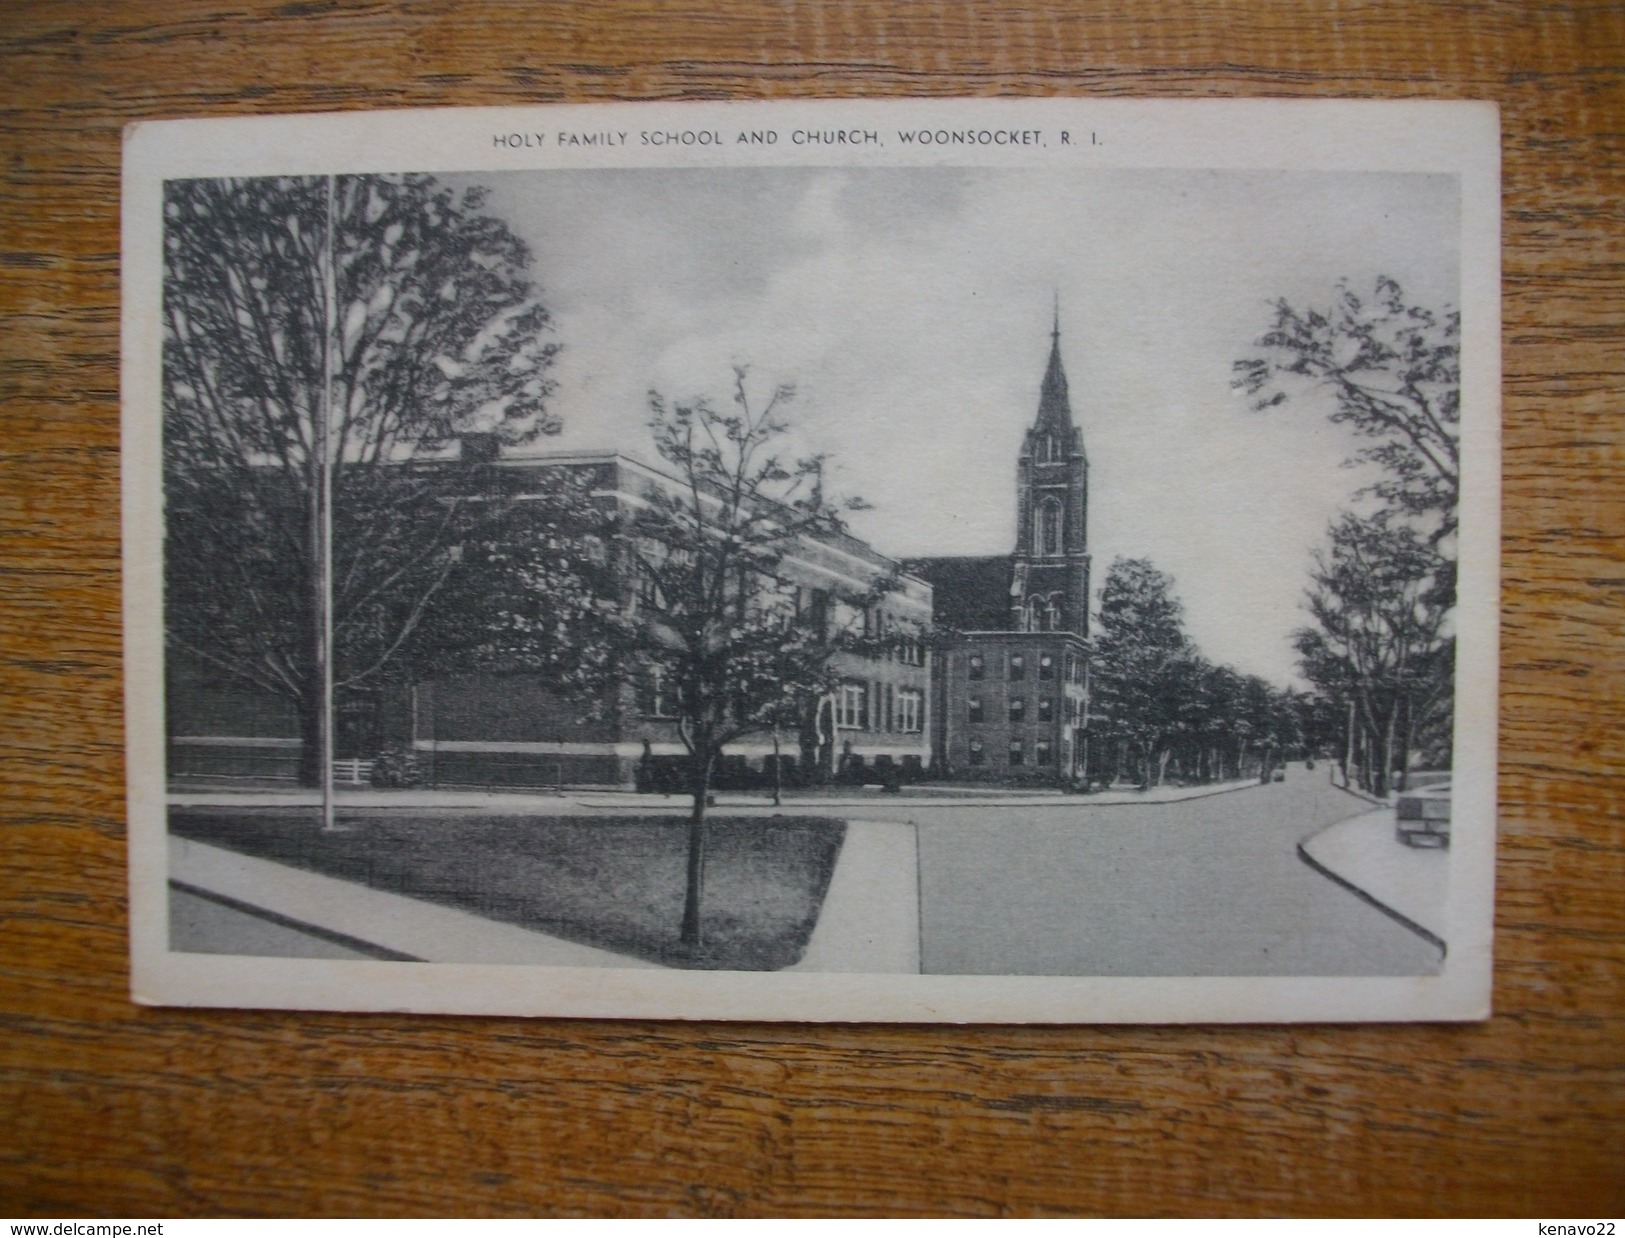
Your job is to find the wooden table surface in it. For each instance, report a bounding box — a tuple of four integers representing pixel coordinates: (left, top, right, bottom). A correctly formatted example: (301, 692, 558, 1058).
(2, 0, 1621, 1218)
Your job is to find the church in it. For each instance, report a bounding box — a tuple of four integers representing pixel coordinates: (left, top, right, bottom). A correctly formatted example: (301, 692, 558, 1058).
(908, 312, 1095, 785)
(164, 312, 1096, 792)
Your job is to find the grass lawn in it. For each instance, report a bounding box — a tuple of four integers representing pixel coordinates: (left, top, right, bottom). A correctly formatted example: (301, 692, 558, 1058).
(170, 810, 846, 970)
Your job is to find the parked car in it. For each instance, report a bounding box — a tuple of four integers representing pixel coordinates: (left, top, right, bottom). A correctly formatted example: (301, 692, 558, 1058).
(1396, 781, 1452, 848)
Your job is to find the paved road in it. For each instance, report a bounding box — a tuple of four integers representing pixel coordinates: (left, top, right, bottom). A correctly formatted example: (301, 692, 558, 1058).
(872, 765, 1441, 976)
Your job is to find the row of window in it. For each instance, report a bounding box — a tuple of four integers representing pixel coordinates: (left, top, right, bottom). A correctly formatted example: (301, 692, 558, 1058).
(967, 737, 1061, 766)
(1021, 593, 1067, 633)
(836, 682, 923, 733)
(634, 576, 926, 667)
(965, 650, 1084, 683)
(637, 675, 925, 733)
(966, 695, 1084, 725)
(864, 606, 926, 666)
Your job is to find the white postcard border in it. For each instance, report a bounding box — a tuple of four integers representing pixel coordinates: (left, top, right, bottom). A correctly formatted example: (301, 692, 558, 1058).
(124, 98, 1500, 1022)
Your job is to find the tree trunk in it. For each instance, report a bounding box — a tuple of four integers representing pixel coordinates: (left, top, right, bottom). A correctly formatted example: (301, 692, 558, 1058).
(1352, 707, 1367, 792)
(680, 744, 715, 949)
(296, 689, 323, 789)
(1401, 695, 1418, 792)
(1341, 697, 1356, 790)
(1376, 708, 1397, 799)
(771, 723, 782, 806)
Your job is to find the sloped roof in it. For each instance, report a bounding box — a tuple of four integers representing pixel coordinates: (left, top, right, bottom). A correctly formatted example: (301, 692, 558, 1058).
(903, 555, 1012, 632)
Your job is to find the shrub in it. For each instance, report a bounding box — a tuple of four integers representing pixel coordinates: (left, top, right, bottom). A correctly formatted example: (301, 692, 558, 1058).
(371, 744, 426, 789)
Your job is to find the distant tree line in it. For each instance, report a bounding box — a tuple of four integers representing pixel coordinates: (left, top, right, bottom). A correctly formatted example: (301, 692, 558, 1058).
(1086, 557, 1303, 790)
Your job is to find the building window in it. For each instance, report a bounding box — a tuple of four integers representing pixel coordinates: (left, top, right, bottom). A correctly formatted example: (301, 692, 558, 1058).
(1036, 739, 1053, 765)
(1037, 497, 1063, 557)
(968, 738, 985, 766)
(897, 689, 922, 733)
(1038, 697, 1054, 723)
(835, 682, 868, 730)
(968, 653, 984, 680)
(1009, 653, 1025, 681)
(803, 588, 830, 636)
(636, 563, 663, 611)
(1039, 652, 1056, 680)
(1008, 740, 1024, 766)
(638, 669, 675, 718)
(967, 696, 983, 725)
(1009, 698, 1026, 723)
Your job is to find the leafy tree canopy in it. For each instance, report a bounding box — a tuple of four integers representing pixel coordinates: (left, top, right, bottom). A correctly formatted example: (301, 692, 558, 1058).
(162, 173, 591, 782)
(615, 368, 900, 947)
(1233, 276, 1460, 536)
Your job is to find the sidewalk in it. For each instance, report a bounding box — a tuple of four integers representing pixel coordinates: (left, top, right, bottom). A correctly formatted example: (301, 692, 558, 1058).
(582, 778, 1261, 810)
(169, 835, 660, 967)
(1298, 805, 1449, 945)
(790, 820, 919, 974)
(168, 817, 922, 972)
(168, 777, 1259, 814)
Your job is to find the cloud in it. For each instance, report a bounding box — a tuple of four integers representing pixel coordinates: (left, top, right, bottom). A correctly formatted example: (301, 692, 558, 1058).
(461, 166, 1458, 685)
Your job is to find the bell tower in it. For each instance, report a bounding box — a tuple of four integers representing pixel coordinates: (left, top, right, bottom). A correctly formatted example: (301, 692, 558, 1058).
(1010, 305, 1090, 635)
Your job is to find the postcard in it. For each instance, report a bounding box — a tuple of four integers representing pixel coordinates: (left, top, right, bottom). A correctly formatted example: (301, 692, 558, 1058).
(123, 98, 1500, 1020)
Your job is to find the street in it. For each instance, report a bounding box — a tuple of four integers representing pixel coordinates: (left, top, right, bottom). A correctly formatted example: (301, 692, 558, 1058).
(166, 766, 1444, 977)
(895, 765, 1442, 976)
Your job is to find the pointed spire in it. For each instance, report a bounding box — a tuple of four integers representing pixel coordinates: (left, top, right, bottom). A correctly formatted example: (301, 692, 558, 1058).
(1035, 300, 1072, 432)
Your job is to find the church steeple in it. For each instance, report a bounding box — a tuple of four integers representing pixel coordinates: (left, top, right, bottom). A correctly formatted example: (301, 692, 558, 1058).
(1012, 305, 1091, 636)
(1035, 299, 1073, 432)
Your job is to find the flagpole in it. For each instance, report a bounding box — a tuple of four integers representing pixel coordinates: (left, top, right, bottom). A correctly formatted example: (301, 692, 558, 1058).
(319, 174, 337, 833)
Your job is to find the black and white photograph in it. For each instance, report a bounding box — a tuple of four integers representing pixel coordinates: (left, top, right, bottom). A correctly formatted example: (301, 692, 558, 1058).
(123, 99, 1500, 1020)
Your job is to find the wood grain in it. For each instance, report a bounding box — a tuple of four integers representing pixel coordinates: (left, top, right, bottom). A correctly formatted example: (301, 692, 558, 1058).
(2, 0, 1621, 1217)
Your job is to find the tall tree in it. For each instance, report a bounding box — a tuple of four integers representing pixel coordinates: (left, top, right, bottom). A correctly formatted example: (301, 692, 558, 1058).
(1292, 511, 1454, 796)
(1233, 276, 1460, 538)
(163, 173, 582, 783)
(620, 369, 896, 950)
(1091, 557, 1194, 788)
(1236, 275, 1461, 786)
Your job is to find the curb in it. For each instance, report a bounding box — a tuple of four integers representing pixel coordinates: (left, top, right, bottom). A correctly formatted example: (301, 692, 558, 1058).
(1330, 779, 1390, 808)
(169, 779, 1265, 814)
(1294, 835, 1447, 957)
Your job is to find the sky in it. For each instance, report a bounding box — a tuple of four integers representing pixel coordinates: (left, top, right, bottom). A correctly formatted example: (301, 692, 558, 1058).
(447, 166, 1460, 687)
